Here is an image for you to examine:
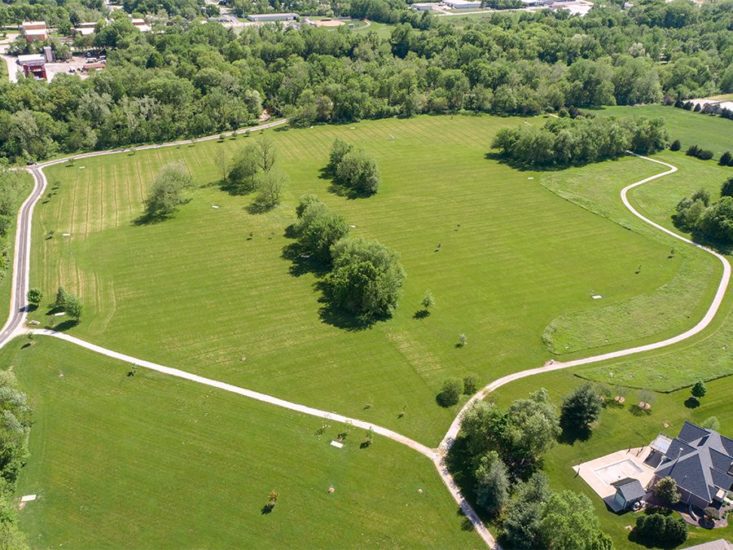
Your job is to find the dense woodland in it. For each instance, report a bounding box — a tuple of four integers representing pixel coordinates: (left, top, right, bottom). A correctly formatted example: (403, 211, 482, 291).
(0, 0, 732, 161)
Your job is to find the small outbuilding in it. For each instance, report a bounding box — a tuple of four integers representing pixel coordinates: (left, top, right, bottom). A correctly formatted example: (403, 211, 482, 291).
(608, 477, 646, 512)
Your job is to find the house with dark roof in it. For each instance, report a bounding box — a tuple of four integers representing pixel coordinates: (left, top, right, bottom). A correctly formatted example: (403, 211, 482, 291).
(653, 421, 733, 510)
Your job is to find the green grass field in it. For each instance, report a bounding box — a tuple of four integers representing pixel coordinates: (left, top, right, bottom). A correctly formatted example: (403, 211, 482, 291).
(488, 371, 733, 549)
(578, 150, 733, 390)
(29, 115, 699, 446)
(598, 105, 733, 157)
(7, 336, 480, 548)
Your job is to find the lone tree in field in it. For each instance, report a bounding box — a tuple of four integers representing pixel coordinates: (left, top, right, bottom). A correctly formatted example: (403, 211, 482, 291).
(143, 162, 193, 220)
(335, 150, 380, 195)
(257, 136, 276, 173)
(421, 291, 435, 311)
(27, 288, 42, 308)
(226, 143, 261, 194)
(653, 476, 681, 506)
(691, 380, 707, 400)
(560, 384, 602, 437)
(324, 237, 405, 319)
(251, 170, 286, 212)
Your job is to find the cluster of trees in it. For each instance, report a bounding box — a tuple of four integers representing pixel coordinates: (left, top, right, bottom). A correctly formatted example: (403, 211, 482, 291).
(492, 115, 667, 167)
(1, 0, 732, 162)
(292, 195, 405, 319)
(673, 99, 733, 121)
(0, 168, 27, 286)
(452, 390, 611, 548)
(0, 370, 32, 549)
(325, 139, 380, 196)
(674, 179, 733, 244)
(436, 374, 478, 407)
(225, 137, 286, 211)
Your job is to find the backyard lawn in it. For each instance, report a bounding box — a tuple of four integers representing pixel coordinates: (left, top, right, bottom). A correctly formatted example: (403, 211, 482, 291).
(488, 371, 733, 549)
(28, 115, 697, 446)
(7, 336, 480, 549)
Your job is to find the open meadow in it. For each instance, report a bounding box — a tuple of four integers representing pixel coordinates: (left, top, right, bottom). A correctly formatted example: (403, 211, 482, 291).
(6, 336, 480, 548)
(28, 114, 716, 446)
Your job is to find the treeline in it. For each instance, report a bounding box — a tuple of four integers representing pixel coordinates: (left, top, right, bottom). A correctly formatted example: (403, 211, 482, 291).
(1, 0, 731, 161)
(450, 389, 612, 549)
(492, 115, 667, 167)
(0, 168, 28, 285)
(673, 99, 733, 121)
(674, 178, 733, 245)
(0, 370, 32, 549)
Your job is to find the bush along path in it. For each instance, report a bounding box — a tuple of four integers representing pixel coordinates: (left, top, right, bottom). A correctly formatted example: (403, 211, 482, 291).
(3, 131, 729, 549)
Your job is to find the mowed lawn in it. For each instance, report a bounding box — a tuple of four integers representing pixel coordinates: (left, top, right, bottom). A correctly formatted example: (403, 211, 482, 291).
(488, 371, 733, 549)
(31, 115, 686, 445)
(580, 150, 733, 390)
(7, 337, 480, 549)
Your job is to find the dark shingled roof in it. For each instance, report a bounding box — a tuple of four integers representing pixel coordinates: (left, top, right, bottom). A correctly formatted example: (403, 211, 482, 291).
(613, 478, 646, 502)
(656, 421, 733, 504)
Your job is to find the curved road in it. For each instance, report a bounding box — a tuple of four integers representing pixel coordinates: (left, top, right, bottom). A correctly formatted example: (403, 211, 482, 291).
(1, 136, 728, 549)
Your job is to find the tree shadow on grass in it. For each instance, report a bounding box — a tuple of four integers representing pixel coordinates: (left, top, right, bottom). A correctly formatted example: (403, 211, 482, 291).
(558, 425, 592, 445)
(413, 309, 430, 319)
(317, 299, 374, 332)
(53, 319, 79, 332)
(246, 200, 276, 215)
(629, 404, 652, 417)
(281, 241, 331, 278)
(684, 397, 700, 409)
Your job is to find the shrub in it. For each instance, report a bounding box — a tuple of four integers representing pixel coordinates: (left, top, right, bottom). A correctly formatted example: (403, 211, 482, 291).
(27, 288, 42, 307)
(686, 144, 700, 157)
(721, 177, 733, 198)
(335, 150, 380, 195)
(697, 149, 714, 160)
(437, 377, 463, 407)
(669, 139, 681, 151)
(691, 380, 707, 399)
(702, 416, 720, 431)
(463, 374, 479, 395)
(719, 151, 732, 166)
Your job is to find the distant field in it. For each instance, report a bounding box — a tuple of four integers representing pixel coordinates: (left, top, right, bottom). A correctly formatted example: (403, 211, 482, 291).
(29, 115, 711, 445)
(598, 105, 733, 157)
(488, 370, 733, 549)
(8, 337, 479, 548)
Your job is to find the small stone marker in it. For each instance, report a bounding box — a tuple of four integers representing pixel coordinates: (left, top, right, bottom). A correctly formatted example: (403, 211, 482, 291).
(20, 495, 36, 502)
(54, 312, 65, 316)
(330, 440, 344, 449)
(212, 205, 220, 209)
(592, 294, 603, 300)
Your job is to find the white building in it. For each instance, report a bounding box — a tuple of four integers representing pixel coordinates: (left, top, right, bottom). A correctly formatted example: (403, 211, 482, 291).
(442, 0, 483, 9)
(247, 13, 298, 22)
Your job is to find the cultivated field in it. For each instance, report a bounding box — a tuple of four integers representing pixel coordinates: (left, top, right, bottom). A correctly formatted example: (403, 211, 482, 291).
(7, 337, 480, 548)
(29, 115, 705, 445)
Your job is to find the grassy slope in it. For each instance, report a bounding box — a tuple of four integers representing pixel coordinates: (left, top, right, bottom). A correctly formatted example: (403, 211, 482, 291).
(488, 372, 733, 549)
(598, 105, 733, 157)
(8, 336, 480, 549)
(29, 115, 699, 445)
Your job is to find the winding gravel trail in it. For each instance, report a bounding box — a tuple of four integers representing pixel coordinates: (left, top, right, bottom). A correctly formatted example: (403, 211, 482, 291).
(439, 154, 731, 451)
(1, 138, 726, 550)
